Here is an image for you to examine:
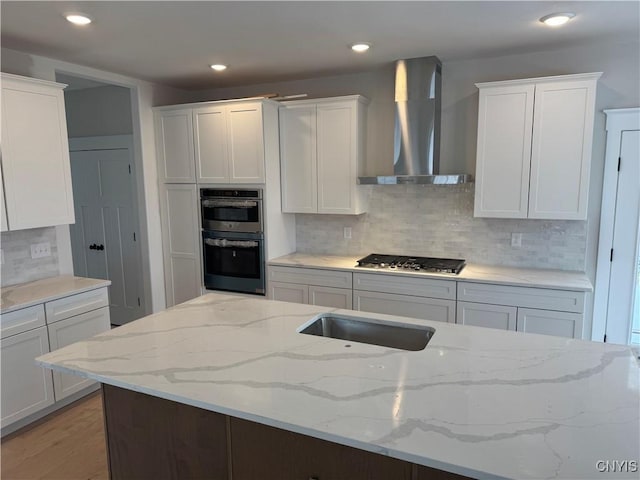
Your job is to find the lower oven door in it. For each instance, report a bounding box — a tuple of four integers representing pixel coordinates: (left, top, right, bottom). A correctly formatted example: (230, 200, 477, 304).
(202, 230, 265, 295)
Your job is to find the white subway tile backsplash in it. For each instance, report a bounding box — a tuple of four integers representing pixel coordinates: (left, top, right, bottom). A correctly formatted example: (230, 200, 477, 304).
(296, 184, 587, 271)
(1, 227, 59, 287)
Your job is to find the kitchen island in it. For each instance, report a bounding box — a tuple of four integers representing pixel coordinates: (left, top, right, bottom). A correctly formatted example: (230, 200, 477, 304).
(37, 293, 639, 479)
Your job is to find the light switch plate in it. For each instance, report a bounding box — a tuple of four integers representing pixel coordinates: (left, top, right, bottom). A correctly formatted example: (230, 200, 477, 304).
(30, 242, 51, 259)
(343, 227, 352, 239)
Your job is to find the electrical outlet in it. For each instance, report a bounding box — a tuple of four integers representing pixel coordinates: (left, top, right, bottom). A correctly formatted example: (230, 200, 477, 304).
(30, 242, 51, 259)
(511, 233, 522, 248)
(343, 227, 352, 239)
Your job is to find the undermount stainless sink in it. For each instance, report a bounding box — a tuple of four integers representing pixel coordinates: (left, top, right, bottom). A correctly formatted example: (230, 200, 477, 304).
(298, 314, 434, 351)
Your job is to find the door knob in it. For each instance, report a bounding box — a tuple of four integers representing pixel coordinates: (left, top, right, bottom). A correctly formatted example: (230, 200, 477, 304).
(96, 244, 105, 251)
(89, 244, 97, 250)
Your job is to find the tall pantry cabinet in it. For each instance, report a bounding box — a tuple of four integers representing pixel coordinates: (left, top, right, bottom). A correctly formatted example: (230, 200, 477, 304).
(154, 99, 279, 307)
(474, 72, 601, 220)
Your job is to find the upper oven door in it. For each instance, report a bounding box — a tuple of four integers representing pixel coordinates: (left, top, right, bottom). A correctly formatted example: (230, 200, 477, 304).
(201, 189, 262, 233)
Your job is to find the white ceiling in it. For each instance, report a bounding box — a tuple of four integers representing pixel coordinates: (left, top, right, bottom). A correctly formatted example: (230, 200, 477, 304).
(2, 1, 638, 90)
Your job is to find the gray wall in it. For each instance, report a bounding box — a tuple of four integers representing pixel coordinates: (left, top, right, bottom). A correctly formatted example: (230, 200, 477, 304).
(1, 228, 59, 287)
(64, 85, 133, 137)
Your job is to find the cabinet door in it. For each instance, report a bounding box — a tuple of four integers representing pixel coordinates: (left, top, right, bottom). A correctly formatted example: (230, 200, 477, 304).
(279, 104, 317, 213)
(230, 417, 412, 480)
(1, 326, 54, 428)
(47, 307, 110, 400)
(155, 109, 196, 183)
(529, 79, 596, 220)
(316, 101, 356, 214)
(193, 105, 229, 183)
(227, 102, 265, 184)
(1, 76, 75, 229)
(159, 184, 202, 307)
(456, 301, 517, 331)
(309, 285, 352, 309)
(0, 162, 8, 232)
(474, 84, 534, 218)
(517, 308, 583, 339)
(269, 281, 309, 304)
(353, 290, 455, 323)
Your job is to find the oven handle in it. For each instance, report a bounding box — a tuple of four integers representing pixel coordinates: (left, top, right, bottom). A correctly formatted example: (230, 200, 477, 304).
(204, 238, 259, 248)
(202, 199, 258, 208)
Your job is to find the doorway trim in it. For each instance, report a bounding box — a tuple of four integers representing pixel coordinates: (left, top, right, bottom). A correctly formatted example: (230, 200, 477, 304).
(54, 67, 153, 315)
(592, 107, 640, 342)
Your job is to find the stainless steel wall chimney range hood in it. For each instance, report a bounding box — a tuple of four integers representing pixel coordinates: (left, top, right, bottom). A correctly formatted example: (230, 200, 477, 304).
(358, 56, 473, 185)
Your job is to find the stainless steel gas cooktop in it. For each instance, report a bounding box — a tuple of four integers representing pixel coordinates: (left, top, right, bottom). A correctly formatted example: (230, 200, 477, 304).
(356, 254, 466, 274)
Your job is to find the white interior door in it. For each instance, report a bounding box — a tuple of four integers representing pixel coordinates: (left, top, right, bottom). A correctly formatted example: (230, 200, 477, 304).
(69, 136, 144, 325)
(606, 130, 640, 344)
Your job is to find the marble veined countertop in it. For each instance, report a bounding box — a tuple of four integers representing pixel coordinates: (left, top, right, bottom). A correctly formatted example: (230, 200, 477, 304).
(1, 275, 111, 314)
(269, 253, 593, 291)
(38, 293, 637, 479)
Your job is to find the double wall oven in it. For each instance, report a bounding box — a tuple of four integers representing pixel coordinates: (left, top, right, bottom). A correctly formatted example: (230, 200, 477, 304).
(201, 188, 265, 295)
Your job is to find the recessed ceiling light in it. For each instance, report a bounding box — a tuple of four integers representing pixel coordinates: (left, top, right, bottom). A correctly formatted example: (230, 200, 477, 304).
(539, 12, 575, 26)
(210, 64, 227, 71)
(65, 13, 92, 25)
(351, 43, 371, 53)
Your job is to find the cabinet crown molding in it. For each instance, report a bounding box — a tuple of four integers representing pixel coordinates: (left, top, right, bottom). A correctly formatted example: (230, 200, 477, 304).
(475, 72, 602, 89)
(1, 72, 67, 90)
(279, 94, 369, 106)
(153, 97, 278, 111)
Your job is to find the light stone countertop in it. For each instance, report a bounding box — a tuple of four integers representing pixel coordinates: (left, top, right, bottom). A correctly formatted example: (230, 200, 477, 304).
(1, 275, 111, 314)
(268, 253, 593, 291)
(38, 293, 638, 479)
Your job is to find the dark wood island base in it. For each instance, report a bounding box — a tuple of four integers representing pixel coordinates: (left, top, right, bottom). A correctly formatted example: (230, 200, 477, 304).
(101, 384, 472, 480)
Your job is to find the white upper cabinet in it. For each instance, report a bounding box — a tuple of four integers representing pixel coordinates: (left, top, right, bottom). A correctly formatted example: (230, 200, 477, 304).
(155, 100, 267, 185)
(474, 73, 600, 220)
(279, 96, 368, 214)
(193, 105, 228, 183)
(279, 104, 317, 213)
(226, 102, 265, 184)
(0, 162, 8, 232)
(1, 73, 75, 230)
(155, 108, 196, 183)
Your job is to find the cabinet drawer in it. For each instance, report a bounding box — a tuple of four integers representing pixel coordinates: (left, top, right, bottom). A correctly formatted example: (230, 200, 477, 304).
(268, 266, 352, 289)
(1, 304, 46, 339)
(353, 290, 455, 323)
(457, 282, 585, 313)
(45, 287, 109, 324)
(353, 273, 456, 300)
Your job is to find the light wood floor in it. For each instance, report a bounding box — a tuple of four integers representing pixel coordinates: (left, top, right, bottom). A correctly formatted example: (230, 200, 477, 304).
(1, 392, 108, 480)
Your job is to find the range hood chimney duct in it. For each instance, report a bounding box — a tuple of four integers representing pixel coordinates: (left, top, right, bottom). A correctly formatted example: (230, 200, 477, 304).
(358, 56, 473, 185)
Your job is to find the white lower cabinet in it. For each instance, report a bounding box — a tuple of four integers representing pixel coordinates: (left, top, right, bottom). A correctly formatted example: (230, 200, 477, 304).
(309, 286, 352, 309)
(270, 281, 309, 304)
(269, 281, 351, 309)
(456, 282, 585, 338)
(456, 301, 517, 331)
(0, 326, 55, 428)
(516, 308, 582, 338)
(0, 286, 111, 433)
(353, 290, 455, 323)
(47, 307, 110, 401)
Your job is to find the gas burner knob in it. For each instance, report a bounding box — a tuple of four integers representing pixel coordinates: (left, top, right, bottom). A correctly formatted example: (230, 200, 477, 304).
(380, 263, 387, 268)
(413, 265, 421, 270)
